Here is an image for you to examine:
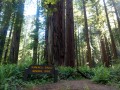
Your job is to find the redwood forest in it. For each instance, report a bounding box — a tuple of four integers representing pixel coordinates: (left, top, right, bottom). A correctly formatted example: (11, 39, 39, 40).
(0, 0, 120, 90)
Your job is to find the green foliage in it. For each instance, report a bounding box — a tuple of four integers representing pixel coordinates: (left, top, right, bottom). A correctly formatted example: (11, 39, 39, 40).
(58, 66, 84, 80)
(78, 66, 94, 79)
(110, 65, 120, 82)
(1, 64, 120, 89)
(108, 64, 120, 87)
(58, 66, 76, 80)
(0, 59, 33, 90)
(44, 0, 58, 5)
(92, 66, 110, 84)
(0, 64, 26, 90)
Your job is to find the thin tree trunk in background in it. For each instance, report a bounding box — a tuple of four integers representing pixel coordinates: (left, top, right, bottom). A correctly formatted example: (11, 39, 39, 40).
(103, 0, 117, 59)
(32, 0, 39, 64)
(100, 38, 108, 66)
(104, 36, 111, 67)
(48, 15, 53, 65)
(111, 0, 120, 45)
(0, 2, 12, 62)
(78, 28, 81, 66)
(90, 26, 95, 67)
(3, 13, 15, 64)
(62, 0, 65, 65)
(75, 29, 78, 67)
(0, 0, 2, 12)
(9, 1, 24, 64)
(82, 0, 92, 67)
(44, 16, 49, 64)
(111, 0, 120, 32)
(37, 44, 40, 64)
(65, 0, 75, 67)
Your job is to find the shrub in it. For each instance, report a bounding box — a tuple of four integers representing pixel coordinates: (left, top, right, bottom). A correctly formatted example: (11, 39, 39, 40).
(78, 66, 94, 79)
(58, 66, 79, 80)
(110, 64, 120, 82)
(92, 66, 110, 84)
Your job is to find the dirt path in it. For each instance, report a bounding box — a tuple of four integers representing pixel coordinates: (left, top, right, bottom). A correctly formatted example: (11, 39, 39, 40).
(28, 80, 119, 90)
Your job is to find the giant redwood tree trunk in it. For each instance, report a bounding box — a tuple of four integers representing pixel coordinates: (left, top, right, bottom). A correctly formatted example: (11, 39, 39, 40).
(82, 0, 92, 67)
(45, 0, 65, 65)
(103, 0, 117, 59)
(52, 0, 65, 66)
(9, 1, 24, 64)
(65, 0, 75, 67)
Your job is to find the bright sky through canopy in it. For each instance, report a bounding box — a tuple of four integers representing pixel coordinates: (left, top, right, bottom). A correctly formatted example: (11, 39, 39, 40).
(24, 0, 37, 16)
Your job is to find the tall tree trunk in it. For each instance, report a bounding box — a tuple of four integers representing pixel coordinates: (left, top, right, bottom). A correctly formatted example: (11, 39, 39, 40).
(9, 1, 24, 64)
(0, 0, 2, 12)
(111, 0, 120, 32)
(75, 29, 78, 67)
(32, 0, 40, 64)
(3, 13, 15, 64)
(45, 0, 65, 65)
(52, 0, 65, 66)
(44, 16, 49, 64)
(78, 28, 81, 66)
(65, 0, 75, 67)
(0, 2, 12, 62)
(82, 0, 92, 67)
(100, 38, 108, 66)
(103, 0, 117, 59)
(104, 36, 111, 67)
(48, 15, 53, 65)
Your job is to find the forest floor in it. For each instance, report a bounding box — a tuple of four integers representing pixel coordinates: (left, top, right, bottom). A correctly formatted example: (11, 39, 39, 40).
(26, 79, 119, 90)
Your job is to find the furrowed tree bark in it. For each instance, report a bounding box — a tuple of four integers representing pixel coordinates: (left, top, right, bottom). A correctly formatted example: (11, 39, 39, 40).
(82, 0, 92, 67)
(65, 0, 75, 67)
(52, 0, 65, 66)
(103, 0, 117, 59)
(9, 1, 24, 64)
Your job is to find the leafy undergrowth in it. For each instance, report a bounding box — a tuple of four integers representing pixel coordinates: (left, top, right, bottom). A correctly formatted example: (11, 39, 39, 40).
(1, 63, 120, 90)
